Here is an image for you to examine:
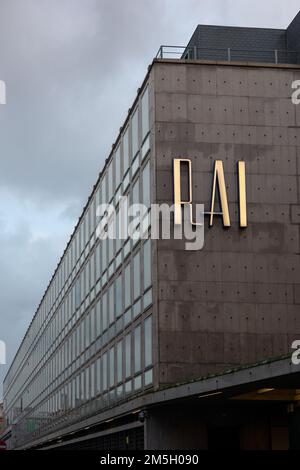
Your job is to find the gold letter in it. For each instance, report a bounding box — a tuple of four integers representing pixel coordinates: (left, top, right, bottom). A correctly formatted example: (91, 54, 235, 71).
(173, 158, 192, 225)
(238, 161, 247, 228)
(209, 160, 230, 227)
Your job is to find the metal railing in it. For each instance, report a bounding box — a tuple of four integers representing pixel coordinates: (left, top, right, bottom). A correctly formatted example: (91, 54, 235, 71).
(156, 45, 298, 65)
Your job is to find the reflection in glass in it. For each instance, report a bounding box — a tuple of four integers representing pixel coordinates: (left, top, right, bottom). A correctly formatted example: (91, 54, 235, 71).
(108, 161, 114, 202)
(132, 178, 140, 206)
(109, 284, 114, 325)
(144, 315, 152, 368)
(102, 292, 108, 332)
(115, 144, 121, 188)
(117, 340, 122, 383)
(115, 275, 122, 318)
(143, 240, 151, 290)
(102, 352, 107, 391)
(124, 263, 131, 309)
(142, 161, 150, 208)
(125, 333, 131, 378)
(109, 346, 115, 388)
(123, 127, 129, 175)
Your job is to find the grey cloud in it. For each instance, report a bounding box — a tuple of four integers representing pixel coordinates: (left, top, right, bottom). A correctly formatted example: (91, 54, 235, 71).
(0, 218, 71, 390)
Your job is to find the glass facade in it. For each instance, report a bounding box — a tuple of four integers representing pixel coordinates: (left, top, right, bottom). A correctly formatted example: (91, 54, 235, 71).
(3, 83, 153, 448)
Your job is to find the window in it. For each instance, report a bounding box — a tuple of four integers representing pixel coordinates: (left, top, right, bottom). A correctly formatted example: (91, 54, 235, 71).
(76, 375, 80, 404)
(131, 107, 139, 157)
(125, 334, 131, 378)
(80, 222, 85, 253)
(102, 292, 108, 331)
(76, 231, 80, 262)
(76, 326, 80, 357)
(143, 288, 152, 310)
(96, 184, 100, 213)
(102, 353, 107, 391)
(115, 210, 121, 253)
(144, 316, 152, 367)
(134, 326, 141, 373)
(143, 240, 151, 290)
(141, 86, 149, 140)
(80, 371, 85, 401)
(133, 252, 141, 300)
(142, 161, 150, 208)
(124, 264, 131, 309)
(115, 275, 122, 318)
(81, 268, 85, 300)
(117, 341, 122, 383)
(85, 211, 90, 244)
(123, 127, 129, 175)
(132, 154, 139, 177)
(115, 144, 121, 188)
(109, 346, 115, 388)
(91, 198, 96, 235)
(108, 233, 114, 264)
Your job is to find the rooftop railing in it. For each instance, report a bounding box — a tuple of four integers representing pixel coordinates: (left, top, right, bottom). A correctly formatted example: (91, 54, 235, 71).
(156, 45, 298, 65)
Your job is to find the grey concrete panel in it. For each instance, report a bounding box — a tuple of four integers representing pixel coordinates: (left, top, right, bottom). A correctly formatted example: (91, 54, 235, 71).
(154, 62, 300, 386)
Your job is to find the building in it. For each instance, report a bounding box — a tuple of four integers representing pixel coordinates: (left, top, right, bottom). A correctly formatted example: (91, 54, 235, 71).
(2, 10, 300, 450)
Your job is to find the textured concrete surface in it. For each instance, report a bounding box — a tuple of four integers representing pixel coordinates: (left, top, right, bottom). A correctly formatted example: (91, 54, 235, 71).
(153, 61, 300, 385)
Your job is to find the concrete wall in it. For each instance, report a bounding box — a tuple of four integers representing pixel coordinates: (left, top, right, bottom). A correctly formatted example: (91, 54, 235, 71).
(153, 61, 300, 385)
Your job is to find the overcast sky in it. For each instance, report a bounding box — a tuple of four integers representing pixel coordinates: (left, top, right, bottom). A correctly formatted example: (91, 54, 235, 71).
(0, 0, 299, 400)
